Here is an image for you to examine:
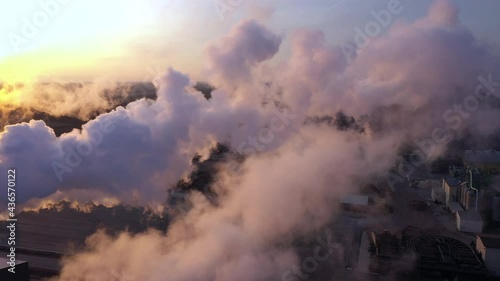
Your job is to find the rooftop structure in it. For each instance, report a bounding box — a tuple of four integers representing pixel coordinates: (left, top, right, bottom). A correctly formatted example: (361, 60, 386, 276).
(476, 235, 500, 276)
(464, 150, 500, 164)
(443, 177, 461, 205)
(458, 210, 483, 221)
(447, 201, 464, 214)
(431, 186, 446, 203)
(444, 177, 461, 188)
(340, 195, 370, 213)
(370, 231, 401, 259)
(456, 210, 483, 233)
(340, 195, 369, 206)
(464, 150, 500, 173)
(368, 226, 488, 278)
(492, 195, 500, 222)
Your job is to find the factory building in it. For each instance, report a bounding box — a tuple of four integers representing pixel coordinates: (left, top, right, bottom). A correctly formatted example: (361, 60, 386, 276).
(431, 186, 445, 203)
(492, 195, 500, 222)
(460, 186, 478, 211)
(368, 230, 403, 275)
(368, 227, 488, 279)
(443, 176, 480, 211)
(456, 210, 483, 233)
(443, 177, 461, 205)
(464, 149, 500, 173)
(447, 201, 464, 214)
(481, 193, 500, 224)
(476, 235, 500, 277)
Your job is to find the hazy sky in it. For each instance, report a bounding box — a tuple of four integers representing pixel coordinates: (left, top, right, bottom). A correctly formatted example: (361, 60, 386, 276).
(1, 0, 499, 82)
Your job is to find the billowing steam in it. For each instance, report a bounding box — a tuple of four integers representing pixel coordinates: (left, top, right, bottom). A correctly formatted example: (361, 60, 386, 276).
(0, 79, 156, 128)
(1, 1, 500, 280)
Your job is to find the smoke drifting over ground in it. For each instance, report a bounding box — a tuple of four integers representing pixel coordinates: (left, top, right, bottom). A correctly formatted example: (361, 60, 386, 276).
(0, 80, 158, 136)
(1, 1, 500, 280)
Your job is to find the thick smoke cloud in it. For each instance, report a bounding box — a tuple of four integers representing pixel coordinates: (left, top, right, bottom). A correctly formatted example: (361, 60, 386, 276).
(0, 121, 60, 199)
(0, 79, 157, 131)
(54, 125, 399, 281)
(1, 0, 500, 280)
(205, 20, 282, 85)
(0, 20, 287, 206)
(0, 69, 216, 205)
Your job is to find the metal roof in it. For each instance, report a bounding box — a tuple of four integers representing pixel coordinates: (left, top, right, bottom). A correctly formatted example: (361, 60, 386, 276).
(448, 202, 464, 212)
(457, 210, 483, 221)
(444, 177, 460, 187)
(464, 150, 500, 164)
(340, 195, 369, 206)
(401, 227, 487, 274)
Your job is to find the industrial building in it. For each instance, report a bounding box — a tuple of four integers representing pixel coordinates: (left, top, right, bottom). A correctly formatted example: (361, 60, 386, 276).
(492, 195, 500, 222)
(443, 176, 480, 212)
(475, 235, 500, 277)
(431, 186, 445, 203)
(368, 230, 403, 275)
(464, 149, 500, 173)
(447, 201, 464, 214)
(456, 210, 483, 233)
(368, 227, 488, 279)
(458, 182, 478, 211)
(443, 178, 460, 205)
(443, 177, 461, 205)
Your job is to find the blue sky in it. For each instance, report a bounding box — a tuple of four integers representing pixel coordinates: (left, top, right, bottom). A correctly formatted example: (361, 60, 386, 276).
(0, 0, 499, 81)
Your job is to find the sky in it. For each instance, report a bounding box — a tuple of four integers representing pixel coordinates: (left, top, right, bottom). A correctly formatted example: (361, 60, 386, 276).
(1, 0, 499, 83)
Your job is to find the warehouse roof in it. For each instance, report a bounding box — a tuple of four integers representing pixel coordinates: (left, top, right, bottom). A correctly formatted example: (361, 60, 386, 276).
(448, 202, 464, 213)
(444, 177, 460, 187)
(458, 210, 483, 221)
(340, 195, 369, 206)
(464, 150, 500, 164)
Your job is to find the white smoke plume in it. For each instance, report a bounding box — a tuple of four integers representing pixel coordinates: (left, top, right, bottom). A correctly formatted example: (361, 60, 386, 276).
(0, 1, 499, 280)
(0, 78, 156, 127)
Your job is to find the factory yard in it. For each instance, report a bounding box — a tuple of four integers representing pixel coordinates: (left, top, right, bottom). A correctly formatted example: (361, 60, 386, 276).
(0, 203, 167, 280)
